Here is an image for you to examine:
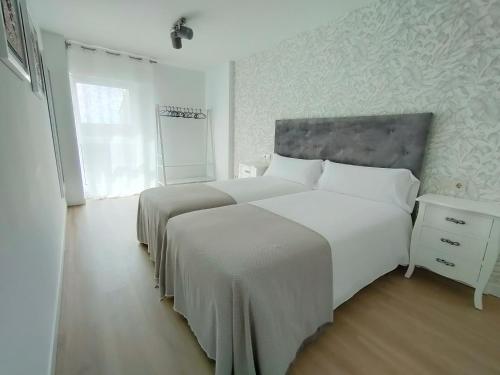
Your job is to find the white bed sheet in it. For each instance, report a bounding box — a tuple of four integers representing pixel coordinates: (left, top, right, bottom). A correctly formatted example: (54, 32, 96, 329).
(251, 190, 412, 309)
(206, 176, 308, 203)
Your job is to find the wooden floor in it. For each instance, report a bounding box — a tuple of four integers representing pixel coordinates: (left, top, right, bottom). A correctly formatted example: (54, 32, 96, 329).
(56, 196, 500, 375)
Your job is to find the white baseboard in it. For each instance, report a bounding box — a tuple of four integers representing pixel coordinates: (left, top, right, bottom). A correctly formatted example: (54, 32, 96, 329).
(49, 206, 67, 375)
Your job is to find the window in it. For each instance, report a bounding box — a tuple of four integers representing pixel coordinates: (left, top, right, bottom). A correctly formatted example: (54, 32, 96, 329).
(68, 47, 156, 199)
(75, 82, 130, 125)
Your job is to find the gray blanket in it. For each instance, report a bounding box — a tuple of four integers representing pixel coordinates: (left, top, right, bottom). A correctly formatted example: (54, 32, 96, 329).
(136, 184, 236, 282)
(163, 204, 333, 375)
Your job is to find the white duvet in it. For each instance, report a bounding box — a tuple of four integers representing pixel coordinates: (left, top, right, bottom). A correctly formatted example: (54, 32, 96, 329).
(207, 175, 308, 203)
(251, 190, 412, 309)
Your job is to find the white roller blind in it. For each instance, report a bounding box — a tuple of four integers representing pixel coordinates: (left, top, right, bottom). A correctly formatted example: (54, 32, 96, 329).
(68, 47, 156, 198)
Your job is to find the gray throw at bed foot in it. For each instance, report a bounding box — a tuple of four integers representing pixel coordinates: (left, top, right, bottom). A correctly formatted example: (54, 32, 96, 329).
(136, 184, 236, 282)
(163, 203, 333, 375)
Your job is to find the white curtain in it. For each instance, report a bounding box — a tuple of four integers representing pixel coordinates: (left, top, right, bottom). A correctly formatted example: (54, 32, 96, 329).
(68, 47, 156, 199)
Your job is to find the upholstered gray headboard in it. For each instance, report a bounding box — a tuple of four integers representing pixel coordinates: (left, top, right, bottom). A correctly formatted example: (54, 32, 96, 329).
(275, 113, 433, 178)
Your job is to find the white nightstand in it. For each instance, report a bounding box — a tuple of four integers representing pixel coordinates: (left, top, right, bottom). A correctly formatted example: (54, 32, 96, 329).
(405, 194, 500, 309)
(238, 161, 268, 178)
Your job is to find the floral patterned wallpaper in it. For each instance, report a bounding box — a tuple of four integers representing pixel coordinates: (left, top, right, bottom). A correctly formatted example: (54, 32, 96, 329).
(234, 0, 500, 291)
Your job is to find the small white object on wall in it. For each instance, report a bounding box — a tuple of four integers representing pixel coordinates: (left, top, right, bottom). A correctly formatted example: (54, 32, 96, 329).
(238, 161, 268, 178)
(405, 194, 500, 310)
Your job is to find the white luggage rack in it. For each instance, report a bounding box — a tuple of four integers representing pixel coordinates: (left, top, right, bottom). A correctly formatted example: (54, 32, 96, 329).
(156, 105, 215, 186)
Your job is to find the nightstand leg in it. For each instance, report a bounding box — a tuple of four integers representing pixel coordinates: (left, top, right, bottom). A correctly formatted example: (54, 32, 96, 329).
(404, 262, 415, 278)
(473, 221, 500, 310)
(474, 288, 483, 310)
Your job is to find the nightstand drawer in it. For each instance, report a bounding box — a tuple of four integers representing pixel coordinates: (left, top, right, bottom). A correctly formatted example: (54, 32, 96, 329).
(416, 247, 480, 286)
(423, 205, 493, 238)
(419, 226, 488, 262)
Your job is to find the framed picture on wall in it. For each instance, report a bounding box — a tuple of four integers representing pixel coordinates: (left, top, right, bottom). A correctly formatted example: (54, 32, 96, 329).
(24, 7, 44, 97)
(0, 0, 30, 81)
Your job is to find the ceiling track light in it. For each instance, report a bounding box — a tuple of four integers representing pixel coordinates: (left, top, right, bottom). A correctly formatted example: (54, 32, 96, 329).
(171, 17, 194, 49)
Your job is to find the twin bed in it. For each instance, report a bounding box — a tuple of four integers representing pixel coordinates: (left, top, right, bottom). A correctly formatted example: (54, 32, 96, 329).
(137, 113, 433, 375)
(137, 175, 308, 284)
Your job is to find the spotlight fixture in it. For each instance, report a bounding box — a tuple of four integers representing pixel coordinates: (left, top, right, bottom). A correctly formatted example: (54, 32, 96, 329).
(171, 17, 194, 49)
(170, 32, 182, 49)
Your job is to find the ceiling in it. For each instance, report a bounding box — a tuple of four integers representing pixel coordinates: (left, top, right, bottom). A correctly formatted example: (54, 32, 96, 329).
(29, 0, 372, 70)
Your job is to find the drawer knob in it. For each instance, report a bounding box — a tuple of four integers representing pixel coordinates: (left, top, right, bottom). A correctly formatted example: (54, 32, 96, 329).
(440, 238, 461, 246)
(436, 258, 455, 267)
(445, 217, 466, 225)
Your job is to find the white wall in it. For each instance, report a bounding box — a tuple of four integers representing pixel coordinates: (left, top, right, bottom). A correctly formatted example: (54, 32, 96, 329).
(205, 62, 234, 180)
(153, 64, 208, 181)
(154, 64, 205, 107)
(0, 61, 66, 374)
(42, 31, 85, 206)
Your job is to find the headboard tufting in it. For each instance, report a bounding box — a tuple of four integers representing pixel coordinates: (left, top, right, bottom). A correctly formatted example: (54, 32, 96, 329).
(275, 113, 433, 178)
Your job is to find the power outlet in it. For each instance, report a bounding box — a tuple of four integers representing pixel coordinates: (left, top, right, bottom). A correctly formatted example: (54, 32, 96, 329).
(440, 177, 467, 195)
(263, 153, 272, 162)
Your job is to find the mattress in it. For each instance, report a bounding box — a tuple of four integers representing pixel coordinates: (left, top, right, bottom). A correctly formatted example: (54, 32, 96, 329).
(251, 189, 412, 308)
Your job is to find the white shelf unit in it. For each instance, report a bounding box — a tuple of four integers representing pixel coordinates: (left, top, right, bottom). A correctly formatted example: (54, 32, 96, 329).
(156, 105, 215, 186)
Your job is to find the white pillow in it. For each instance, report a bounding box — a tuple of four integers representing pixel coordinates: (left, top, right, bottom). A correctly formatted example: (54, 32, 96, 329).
(264, 153, 323, 188)
(317, 161, 420, 213)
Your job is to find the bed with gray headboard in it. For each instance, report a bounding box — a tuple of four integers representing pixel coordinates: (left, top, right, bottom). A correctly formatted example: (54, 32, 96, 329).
(161, 113, 433, 375)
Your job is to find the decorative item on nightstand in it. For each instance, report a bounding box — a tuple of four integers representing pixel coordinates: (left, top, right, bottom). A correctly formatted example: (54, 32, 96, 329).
(238, 161, 269, 178)
(405, 194, 500, 310)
